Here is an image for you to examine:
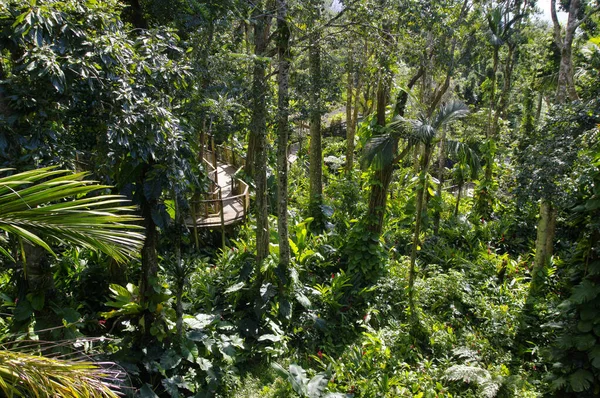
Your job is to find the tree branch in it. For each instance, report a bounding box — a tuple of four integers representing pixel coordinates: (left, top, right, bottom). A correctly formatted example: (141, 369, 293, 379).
(550, 0, 564, 51)
(575, 2, 600, 28)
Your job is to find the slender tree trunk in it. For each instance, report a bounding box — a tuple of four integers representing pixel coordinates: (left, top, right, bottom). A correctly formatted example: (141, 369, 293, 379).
(476, 46, 499, 219)
(530, 200, 557, 294)
(352, 75, 361, 130)
(345, 50, 355, 173)
(276, 0, 291, 275)
(173, 188, 184, 337)
(409, 144, 432, 319)
(308, 31, 323, 223)
(139, 165, 159, 307)
(246, 133, 257, 178)
(251, 3, 270, 264)
(495, 44, 516, 122)
(484, 48, 499, 184)
(375, 74, 389, 127)
(244, 18, 257, 178)
(433, 129, 447, 235)
(366, 161, 396, 234)
(552, 0, 580, 102)
(454, 182, 463, 217)
(347, 74, 361, 174)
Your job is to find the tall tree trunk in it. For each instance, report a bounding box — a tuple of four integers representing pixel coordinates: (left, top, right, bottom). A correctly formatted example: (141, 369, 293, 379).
(530, 200, 557, 294)
(352, 74, 361, 130)
(552, 0, 580, 102)
(276, 0, 291, 276)
(139, 165, 159, 308)
(482, 47, 499, 209)
(308, 31, 323, 223)
(533, 0, 587, 275)
(244, 17, 257, 178)
(454, 182, 463, 217)
(375, 73, 389, 127)
(173, 188, 184, 337)
(433, 129, 447, 235)
(345, 50, 355, 173)
(251, 3, 270, 264)
(408, 144, 432, 319)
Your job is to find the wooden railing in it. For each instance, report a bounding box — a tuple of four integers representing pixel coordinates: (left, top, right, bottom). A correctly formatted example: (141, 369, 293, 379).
(191, 134, 250, 230)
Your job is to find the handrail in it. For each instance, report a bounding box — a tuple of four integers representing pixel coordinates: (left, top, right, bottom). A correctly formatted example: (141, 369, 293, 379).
(192, 134, 250, 234)
(196, 187, 249, 204)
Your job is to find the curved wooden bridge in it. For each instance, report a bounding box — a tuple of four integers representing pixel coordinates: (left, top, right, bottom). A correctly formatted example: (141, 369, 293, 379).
(187, 137, 250, 230)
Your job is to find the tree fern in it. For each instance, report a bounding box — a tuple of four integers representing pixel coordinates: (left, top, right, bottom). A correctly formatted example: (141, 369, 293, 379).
(445, 364, 503, 398)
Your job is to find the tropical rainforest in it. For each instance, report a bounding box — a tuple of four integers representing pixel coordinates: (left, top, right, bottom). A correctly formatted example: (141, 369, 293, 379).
(0, 0, 600, 396)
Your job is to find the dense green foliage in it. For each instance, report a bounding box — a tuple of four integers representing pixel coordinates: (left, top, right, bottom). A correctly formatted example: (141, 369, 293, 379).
(1, 0, 600, 397)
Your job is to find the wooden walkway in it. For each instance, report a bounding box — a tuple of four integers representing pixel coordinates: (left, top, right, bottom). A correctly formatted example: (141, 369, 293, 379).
(186, 142, 250, 229)
(186, 134, 298, 230)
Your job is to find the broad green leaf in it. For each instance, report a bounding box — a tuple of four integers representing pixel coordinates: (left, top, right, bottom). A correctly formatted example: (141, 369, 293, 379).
(569, 369, 593, 392)
(140, 384, 159, 398)
(160, 349, 182, 370)
(589, 345, 600, 368)
(575, 334, 597, 351)
(288, 364, 308, 397)
(184, 313, 217, 330)
(196, 357, 213, 371)
(224, 282, 245, 294)
(577, 320, 593, 333)
(571, 280, 600, 304)
(295, 292, 312, 309)
(307, 373, 329, 398)
(257, 334, 281, 342)
(26, 293, 44, 311)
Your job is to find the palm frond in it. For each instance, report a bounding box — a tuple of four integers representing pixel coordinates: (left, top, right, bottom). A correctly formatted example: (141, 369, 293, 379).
(410, 115, 437, 144)
(0, 168, 144, 262)
(447, 140, 481, 179)
(432, 101, 469, 131)
(361, 134, 397, 170)
(0, 350, 121, 397)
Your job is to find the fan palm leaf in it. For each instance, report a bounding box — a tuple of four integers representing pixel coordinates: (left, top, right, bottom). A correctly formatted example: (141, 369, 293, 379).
(0, 168, 144, 263)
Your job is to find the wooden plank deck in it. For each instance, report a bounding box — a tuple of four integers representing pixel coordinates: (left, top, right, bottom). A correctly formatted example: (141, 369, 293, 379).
(186, 161, 247, 228)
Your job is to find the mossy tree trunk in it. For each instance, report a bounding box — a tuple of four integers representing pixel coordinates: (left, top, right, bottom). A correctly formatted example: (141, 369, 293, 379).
(308, 30, 323, 224)
(251, 2, 271, 265)
(276, 0, 291, 278)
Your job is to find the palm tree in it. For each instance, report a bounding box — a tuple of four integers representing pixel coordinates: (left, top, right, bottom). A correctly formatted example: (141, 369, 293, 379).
(0, 167, 144, 397)
(0, 167, 144, 264)
(448, 141, 481, 217)
(476, 5, 523, 218)
(394, 101, 469, 319)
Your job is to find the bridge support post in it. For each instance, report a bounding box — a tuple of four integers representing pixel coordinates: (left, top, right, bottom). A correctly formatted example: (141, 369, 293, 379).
(219, 193, 226, 249)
